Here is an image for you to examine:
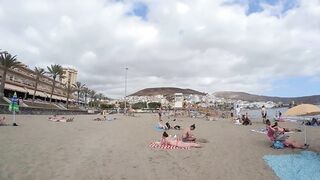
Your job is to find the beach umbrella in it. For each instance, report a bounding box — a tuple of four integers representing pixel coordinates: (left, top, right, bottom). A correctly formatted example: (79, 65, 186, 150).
(284, 104, 320, 116)
(8, 92, 19, 126)
(284, 104, 320, 145)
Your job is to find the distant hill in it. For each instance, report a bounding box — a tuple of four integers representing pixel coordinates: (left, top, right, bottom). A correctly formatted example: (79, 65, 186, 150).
(213, 91, 320, 104)
(130, 87, 206, 96)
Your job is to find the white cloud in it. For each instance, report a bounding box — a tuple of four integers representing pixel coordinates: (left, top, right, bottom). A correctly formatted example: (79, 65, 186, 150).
(0, 0, 319, 98)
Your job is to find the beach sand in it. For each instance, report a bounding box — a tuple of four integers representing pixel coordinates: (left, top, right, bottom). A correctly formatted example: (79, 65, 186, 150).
(0, 113, 319, 180)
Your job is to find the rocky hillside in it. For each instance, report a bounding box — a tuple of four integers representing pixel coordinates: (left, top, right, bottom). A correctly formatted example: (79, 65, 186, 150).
(130, 87, 206, 96)
(213, 91, 320, 104)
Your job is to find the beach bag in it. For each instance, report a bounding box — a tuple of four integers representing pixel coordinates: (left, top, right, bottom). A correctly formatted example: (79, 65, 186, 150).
(272, 141, 284, 149)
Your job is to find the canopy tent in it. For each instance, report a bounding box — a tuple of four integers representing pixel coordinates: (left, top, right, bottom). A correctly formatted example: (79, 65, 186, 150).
(284, 104, 320, 145)
(36, 91, 48, 98)
(24, 88, 51, 98)
(24, 88, 34, 94)
(5, 83, 27, 93)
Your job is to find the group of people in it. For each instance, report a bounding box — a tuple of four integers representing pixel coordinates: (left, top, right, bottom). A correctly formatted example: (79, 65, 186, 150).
(155, 108, 201, 148)
(233, 107, 252, 126)
(158, 124, 201, 148)
(304, 118, 320, 126)
(48, 115, 74, 122)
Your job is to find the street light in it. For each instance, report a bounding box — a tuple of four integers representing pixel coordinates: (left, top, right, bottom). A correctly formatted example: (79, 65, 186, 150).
(124, 67, 128, 114)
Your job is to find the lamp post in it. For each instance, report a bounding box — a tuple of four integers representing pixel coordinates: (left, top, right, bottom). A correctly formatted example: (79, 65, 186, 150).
(124, 67, 128, 114)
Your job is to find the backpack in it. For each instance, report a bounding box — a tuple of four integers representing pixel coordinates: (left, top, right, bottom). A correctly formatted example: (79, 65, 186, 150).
(272, 141, 284, 149)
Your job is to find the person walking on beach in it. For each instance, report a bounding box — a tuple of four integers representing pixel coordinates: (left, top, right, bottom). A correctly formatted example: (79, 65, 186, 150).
(158, 107, 163, 121)
(235, 105, 241, 119)
(261, 105, 267, 124)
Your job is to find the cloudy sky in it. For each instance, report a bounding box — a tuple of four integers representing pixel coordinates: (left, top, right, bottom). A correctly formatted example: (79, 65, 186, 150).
(1, 0, 320, 98)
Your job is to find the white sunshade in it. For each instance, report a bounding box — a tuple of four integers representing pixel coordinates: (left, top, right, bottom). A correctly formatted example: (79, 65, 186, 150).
(5, 83, 28, 93)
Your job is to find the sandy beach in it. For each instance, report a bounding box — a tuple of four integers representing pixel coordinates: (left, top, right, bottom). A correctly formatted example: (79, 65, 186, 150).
(0, 113, 319, 180)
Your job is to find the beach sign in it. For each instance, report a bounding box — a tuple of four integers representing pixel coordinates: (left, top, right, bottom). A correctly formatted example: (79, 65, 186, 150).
(8, 92, 19, 126)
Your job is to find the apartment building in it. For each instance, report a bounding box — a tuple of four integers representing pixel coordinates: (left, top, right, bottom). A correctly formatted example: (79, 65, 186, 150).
(0, 64, 74, 102)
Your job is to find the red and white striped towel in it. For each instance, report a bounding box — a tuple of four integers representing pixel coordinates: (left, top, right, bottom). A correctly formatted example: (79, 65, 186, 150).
(149, 142, 190, 150)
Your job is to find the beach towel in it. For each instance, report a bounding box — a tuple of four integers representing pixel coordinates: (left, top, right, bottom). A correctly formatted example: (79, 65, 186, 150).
(154, 126, 166, 132)
(149, 142, 190, 150)
(263, 151, 320, 180)
(251, 128, 267, 134)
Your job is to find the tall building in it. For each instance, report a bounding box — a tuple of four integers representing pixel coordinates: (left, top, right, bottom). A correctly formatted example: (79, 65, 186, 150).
(61, 68, 78, 86)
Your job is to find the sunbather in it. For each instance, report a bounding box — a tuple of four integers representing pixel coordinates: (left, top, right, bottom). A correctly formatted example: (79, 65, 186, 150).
(164, 121, 181, 130)
(160, 131, 201, 148)
(242, 113, 252, 126)
(93, 117, 105, 121)
(157, 122, 169, 130)
(0, 117, 6, 125)
(49, 115, 74, 122)
(266, 119, 308, 149)
(304, 118, 320, 126)
(182, 124, 196, 142)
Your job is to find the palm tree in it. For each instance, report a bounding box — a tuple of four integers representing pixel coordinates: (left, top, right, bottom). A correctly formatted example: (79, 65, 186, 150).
(73, 81, 86, 105)
(0, 51, 21, 99)
(32, 67, 45, 102)
(47, 64, 64, 103)
(66, 82, 76, 109)
(89, 89, 96, 107)
(82, 87, 90, 107)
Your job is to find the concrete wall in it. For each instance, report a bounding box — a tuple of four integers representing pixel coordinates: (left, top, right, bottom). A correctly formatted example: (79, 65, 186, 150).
(0, 105, 93, 115)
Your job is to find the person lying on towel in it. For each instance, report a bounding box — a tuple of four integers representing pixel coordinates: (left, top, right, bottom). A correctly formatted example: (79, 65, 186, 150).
(48, 115, 74, 122)
(164, 121, 181, 130)
(160, 131, 201, 148)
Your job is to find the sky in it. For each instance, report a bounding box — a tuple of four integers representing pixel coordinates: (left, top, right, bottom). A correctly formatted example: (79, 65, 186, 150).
(0, 0, 320, 98)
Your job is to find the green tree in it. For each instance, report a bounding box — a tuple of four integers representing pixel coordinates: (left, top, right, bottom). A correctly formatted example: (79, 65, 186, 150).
(32, 67, 45, 102)
(66, 82, 76, 109)
(148, 102, 161, 109)
(100, 104, 115, 109)
(89, 89, 96, 107)
(0, 51, 21, 98)
(132, 102, 147, 109)
(82, 87, 90, 106)
(47, 64, 64, 103)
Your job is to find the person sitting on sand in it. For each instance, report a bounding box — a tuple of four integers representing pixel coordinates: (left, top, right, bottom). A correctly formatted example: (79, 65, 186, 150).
(182, 124, 196, 142)
(305, 118, 320, 126)
(0, 117, 6, 125)
(242, 113, 252, 126)
(160, 131, 201, 148)
(266, 119, 308, 149)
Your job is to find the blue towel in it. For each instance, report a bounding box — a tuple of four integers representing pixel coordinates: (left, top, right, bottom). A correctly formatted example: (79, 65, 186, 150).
(263, 151, 320, 180)
(154, 126, 165, 132)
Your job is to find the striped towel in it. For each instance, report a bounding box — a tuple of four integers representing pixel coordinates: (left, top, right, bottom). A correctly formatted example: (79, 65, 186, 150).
(149, 142, 190, 150)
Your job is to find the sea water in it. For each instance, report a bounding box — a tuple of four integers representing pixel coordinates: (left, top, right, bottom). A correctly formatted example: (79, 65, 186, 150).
(242, 107, 288, 121)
